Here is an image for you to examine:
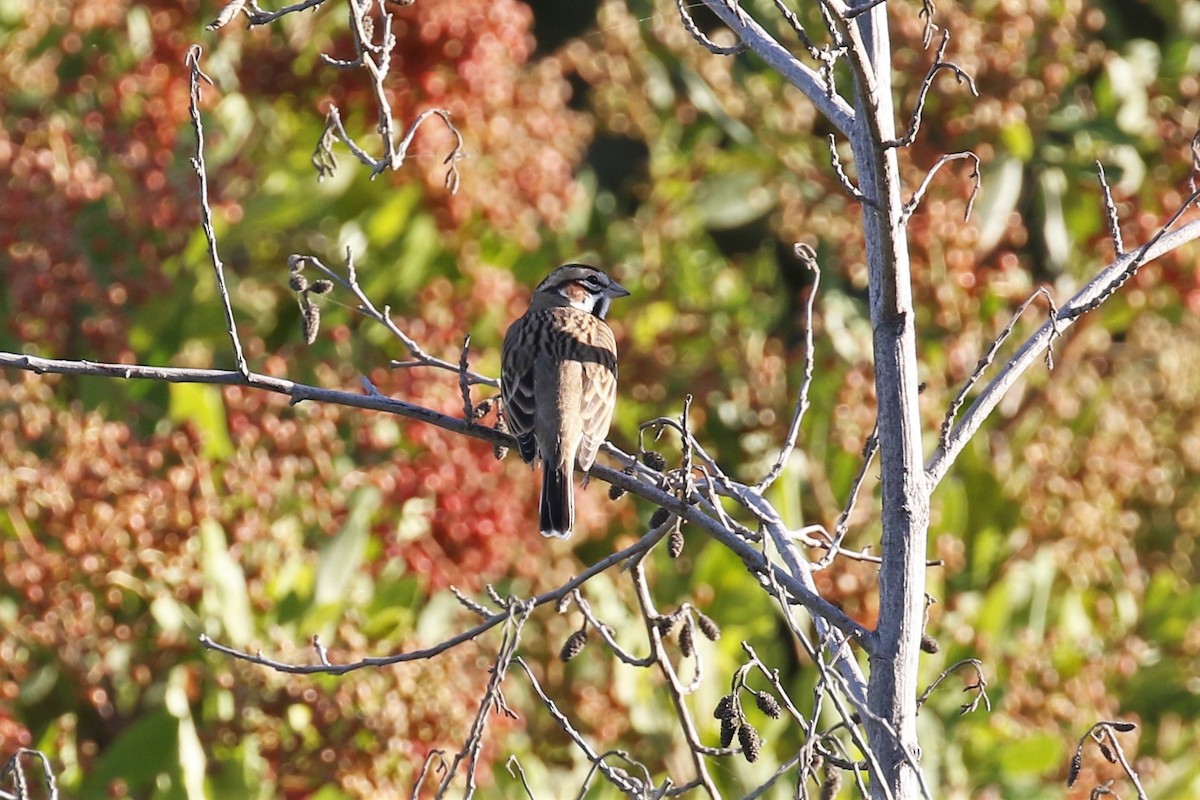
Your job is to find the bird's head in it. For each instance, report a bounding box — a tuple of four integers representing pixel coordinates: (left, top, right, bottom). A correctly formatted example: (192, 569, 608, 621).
(533, 264, 630, 319)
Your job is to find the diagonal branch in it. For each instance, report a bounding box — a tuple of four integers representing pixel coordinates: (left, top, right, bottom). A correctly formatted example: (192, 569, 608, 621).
(938, 286, 1059, 451)
(928, 213, 1200, 486)
(700, 0, 856, 135)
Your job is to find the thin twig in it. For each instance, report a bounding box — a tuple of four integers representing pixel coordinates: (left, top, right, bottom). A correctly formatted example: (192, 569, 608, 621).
(568, 589, 654, 667)
(1069, 721, 1147, 800)
(915, 658, 991, 715)
(758, 244, 821, 491)
(843, 0, 890, 19)
(677, 0, 746, 55)
(185, 46, 249, 378)
(938, 286, 1059, 450)
(199, 527, 668, 674)
(698, 0, 855, 134)
(828, 134, 871, 204)
(514, 658, 647, 796)
(1095, 160, 1125, 256)
(770, 0, 820, 58)
(410, 751, 447, 800)
(208, 0, 328, 28)
(901, 151, 981, 224)
(815, 423, 878, 570)
(459, 335, 474, 421)
(631, 562, 719, 798)
(291, 252, 496, 387)
(435, 600, 531, 799)
(887, 29, 978, 149)
(928, 215, 1200, 486)
(504, 756, 537, 800)
(1, 749, 59, 800)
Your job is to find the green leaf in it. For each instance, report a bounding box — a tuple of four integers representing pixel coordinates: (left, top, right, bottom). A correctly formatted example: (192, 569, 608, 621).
(199, 519, 254, 646)
(166, 666, 208, 800)
(313, 487, 381, 610)
(169, 382, 234, 460)
(79, 709, 178, 796)
(995, 731, 1064, 776)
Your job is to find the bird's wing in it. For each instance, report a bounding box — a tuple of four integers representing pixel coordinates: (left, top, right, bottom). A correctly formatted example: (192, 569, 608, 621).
(575, 322, 618, 473)
(501, 316, 540, 463)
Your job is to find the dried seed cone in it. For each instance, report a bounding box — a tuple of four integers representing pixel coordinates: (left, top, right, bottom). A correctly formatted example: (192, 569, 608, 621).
(755, 691, 782, 719)
(641, 450, 667, 471)
(920, 633, 940, 654)
(649, 507, 670, 528)
(301, 299, 321, 344)
(608, 483, 627, 500)
(713, 694, 735, 720)
(668, 526, 684, 557)
(696, 612, 720, 641)
(738, 723, 761, 763)
(1068, 750, 1083, 786)
(678, 621, 694, 657)
(819, 762, 843, 800)
(719, 715, 739, 748)
(559, 628, 588, 662)
(289, 273, 309, 292)
(309, 279, 334, 295)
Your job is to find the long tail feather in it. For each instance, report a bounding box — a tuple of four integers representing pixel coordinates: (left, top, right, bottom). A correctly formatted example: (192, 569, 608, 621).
(540, 465, 573, 539)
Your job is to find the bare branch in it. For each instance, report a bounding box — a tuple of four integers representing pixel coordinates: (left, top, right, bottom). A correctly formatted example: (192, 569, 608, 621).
(843, 0, 889, 19)
(915, 658, 991, 716)
(814, 423, 878, 570)
(676, 0, 746, 55)
(208, 0, 329, 29)
(770, 0, 822, 58)
(887, 29, 978, 149)
(1095, 160, 1125, 255)
(435, 601, 530, 799)
(197, 526, 672, 674)
(700, 0, 855, 135)
(827, 134, 872, 205)
(410, 751, 447, 800)
(928, 212, 1200, 486)
(938, 286, 1060, 451)
(1191, 129, 1200, 194)
(514, 658, 649, 796)
(901, 151, 981, 225)
(1069, 721, 1147, 800)
(458, 335, 474, 422)
(919, 0, 939, 48)
(1, 749, 59, 800)
(504, 757, 537, 800)
(185, 46, 250, 378)
(290, 251, 497, 387)
(567, 589, 654, 667)
(758, 244, 821, 491)
(630, 562, 720, 798)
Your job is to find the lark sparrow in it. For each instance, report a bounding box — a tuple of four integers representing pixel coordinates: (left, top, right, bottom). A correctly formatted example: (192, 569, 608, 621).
(501, 264, 629, 538)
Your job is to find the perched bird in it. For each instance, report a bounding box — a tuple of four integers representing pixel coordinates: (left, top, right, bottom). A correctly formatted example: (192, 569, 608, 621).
(501, 264, 629, 538)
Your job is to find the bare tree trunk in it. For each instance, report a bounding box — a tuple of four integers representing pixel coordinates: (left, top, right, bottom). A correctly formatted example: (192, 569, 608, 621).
(846, 6, 929, 797)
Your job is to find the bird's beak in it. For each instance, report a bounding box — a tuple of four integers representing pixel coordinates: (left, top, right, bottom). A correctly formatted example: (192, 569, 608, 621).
(607, 280, 631, 298)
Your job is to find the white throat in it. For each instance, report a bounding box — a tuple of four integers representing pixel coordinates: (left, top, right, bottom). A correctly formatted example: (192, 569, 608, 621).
(559, 285, 598, 314)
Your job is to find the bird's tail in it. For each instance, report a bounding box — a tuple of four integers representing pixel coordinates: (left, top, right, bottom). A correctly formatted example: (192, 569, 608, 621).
(540, 464, 573, 539)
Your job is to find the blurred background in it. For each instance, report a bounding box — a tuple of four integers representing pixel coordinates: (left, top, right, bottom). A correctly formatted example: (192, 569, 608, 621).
(2, 0, 1200, 796)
